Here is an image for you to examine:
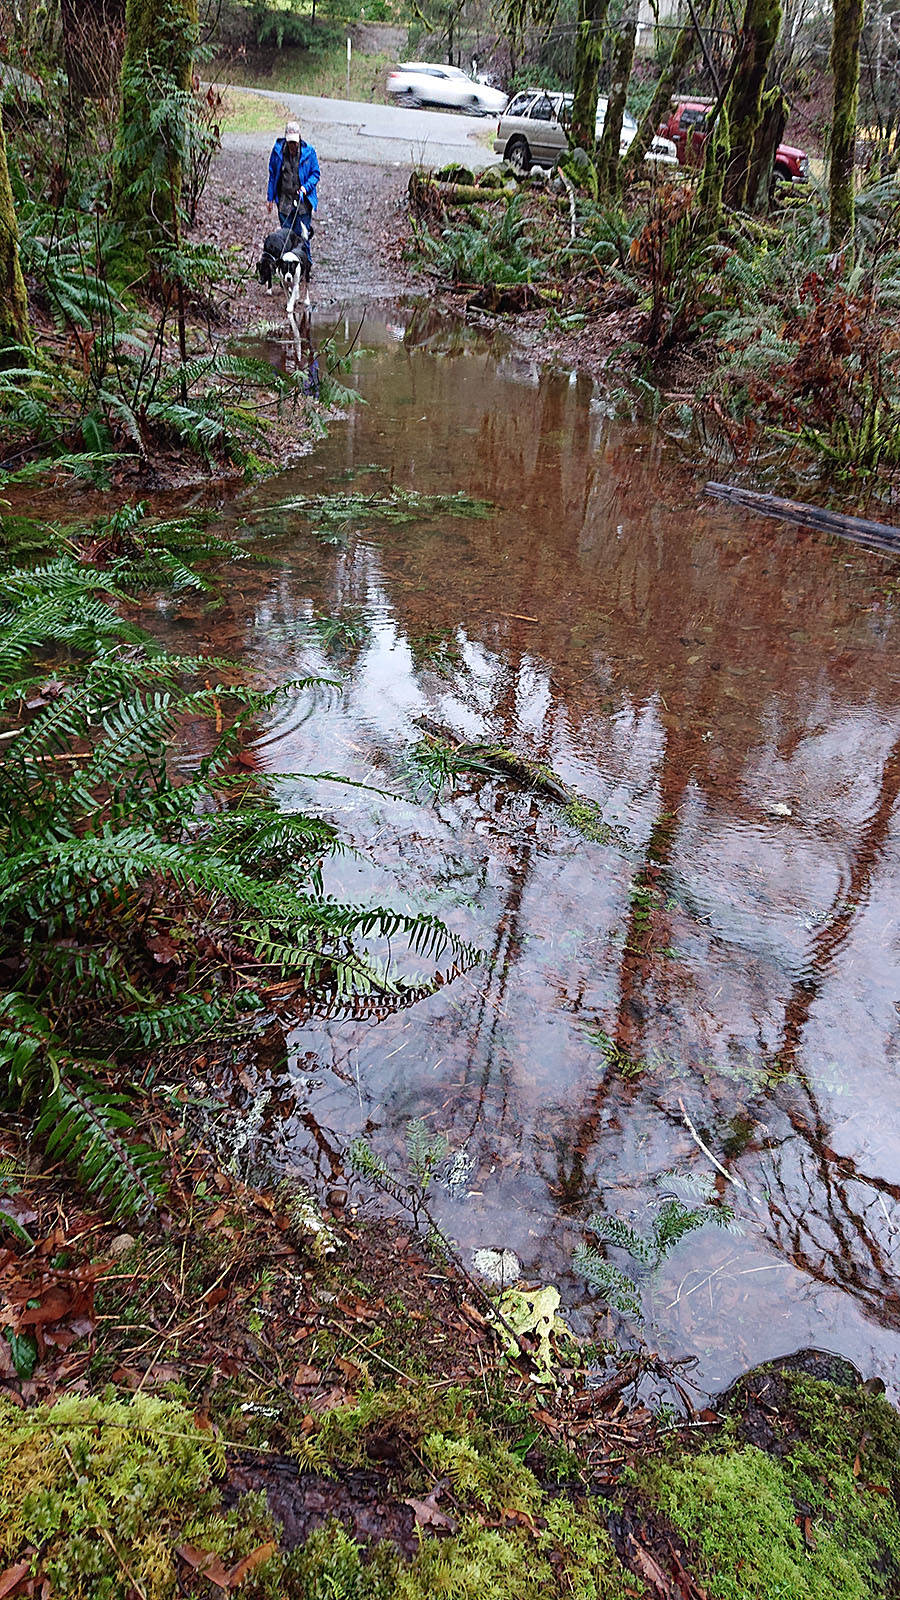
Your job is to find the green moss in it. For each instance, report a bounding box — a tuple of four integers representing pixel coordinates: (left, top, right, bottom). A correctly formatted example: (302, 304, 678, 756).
(636, 1372, 900, 1600)
(641, 1446, 869, 1599)
(282, 1522, 399, 1598)
(0, 1388, 631, 1600)
(722, 0, 782, 209)
(395, 1505, 630, 1600)
(293, 1387, 541, 1515)
(828, 0, 865, 248)
(0, 1392, 280, 1599)
(0, 113, 30, 347)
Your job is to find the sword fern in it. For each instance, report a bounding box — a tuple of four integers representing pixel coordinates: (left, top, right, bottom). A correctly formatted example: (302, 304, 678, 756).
(0, 504, 478, 1216)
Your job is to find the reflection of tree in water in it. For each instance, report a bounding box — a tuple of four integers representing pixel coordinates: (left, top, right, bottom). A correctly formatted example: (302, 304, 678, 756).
(547, 714, 900, 1334)
(750, 731, 900, 1329)
(221, 342, 900, 1345)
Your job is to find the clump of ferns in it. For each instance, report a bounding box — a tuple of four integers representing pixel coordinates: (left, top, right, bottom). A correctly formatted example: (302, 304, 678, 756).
(0, 507, 478, 1218)
(6, 195, 298, 466)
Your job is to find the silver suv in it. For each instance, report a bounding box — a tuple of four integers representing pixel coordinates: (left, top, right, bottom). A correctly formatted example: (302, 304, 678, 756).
(493, 89, 678, 173)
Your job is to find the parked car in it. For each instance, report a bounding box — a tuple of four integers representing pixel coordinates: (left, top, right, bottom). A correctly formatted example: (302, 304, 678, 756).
(493, 90, 678, 173)
(386, 63, 508, 116)
(658, 99, 810, 183)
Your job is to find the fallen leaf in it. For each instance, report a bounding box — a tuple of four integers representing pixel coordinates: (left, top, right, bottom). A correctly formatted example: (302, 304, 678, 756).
(308, 1385, 351, 1414)
(145, 1362, 181, 1386)
(111, 1366, 144, 1388)
(177, 1546, 230, 1588)
(292, 1362, 321, 1387)
(0, 1562, 30, 1599)
(226, 1542, 277, 1587)
(404, 1490, 457, 1532)
(627, 1538, 675, 1596)
(146, 933, 182, 965)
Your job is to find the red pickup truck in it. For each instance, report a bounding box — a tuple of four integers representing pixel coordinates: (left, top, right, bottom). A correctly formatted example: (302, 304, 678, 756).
(658, 99, 810, 183)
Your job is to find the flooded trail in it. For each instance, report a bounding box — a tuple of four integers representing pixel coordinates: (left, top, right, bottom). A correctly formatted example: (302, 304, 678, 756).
(168, 303, 900, 1393)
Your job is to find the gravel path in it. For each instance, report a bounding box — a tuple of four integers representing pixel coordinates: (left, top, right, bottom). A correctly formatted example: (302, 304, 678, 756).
(195, 143, 424, 326)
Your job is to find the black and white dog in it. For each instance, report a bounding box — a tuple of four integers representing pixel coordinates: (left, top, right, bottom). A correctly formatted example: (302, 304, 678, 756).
(257, 220, 312, 358)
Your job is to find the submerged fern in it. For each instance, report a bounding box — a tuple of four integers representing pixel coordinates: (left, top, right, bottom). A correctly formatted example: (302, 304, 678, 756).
(575, 1190, 738, 1321)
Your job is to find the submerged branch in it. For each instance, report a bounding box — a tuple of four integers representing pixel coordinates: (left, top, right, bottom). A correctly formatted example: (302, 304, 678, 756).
(413, 717, 628, 846)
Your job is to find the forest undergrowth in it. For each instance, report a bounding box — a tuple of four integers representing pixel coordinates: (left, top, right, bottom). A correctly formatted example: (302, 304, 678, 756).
(409, 162, 900, 504)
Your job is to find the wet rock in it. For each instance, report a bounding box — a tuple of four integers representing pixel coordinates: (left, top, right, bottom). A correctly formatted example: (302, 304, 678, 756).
(472, 1247, 521, 1286)
(718, 1347, 865, 1459)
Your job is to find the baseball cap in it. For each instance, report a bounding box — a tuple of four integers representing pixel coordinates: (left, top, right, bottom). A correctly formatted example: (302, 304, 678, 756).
(285, 120, 300, 141)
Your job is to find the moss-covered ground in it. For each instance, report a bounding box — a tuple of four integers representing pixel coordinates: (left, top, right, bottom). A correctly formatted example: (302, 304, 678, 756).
(4, 1115, 900, 1600)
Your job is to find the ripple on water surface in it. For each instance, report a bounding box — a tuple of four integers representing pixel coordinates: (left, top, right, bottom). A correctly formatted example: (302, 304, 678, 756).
(166, 304, 900, 1394)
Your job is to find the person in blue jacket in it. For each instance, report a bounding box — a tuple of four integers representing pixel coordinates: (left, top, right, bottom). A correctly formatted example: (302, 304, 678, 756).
(267, 121, 320, 231)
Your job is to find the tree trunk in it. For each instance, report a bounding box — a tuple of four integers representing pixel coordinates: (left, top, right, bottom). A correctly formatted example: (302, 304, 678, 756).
(0, 113, 30, 348)
(60, 0, 127, 102)
(697, 99, 730, 230)
(570, 0, 613, 154)
(721, 0, 782, 209)
(621, 17, 697, 182)
(110, 0, 199, 251)
(745, 83, 788, 210)
(595, 0, 638, 198)
(828, 0, 864, 249)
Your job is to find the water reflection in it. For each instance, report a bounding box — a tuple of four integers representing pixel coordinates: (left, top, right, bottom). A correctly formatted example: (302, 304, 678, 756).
(172, 305, 900, 1392)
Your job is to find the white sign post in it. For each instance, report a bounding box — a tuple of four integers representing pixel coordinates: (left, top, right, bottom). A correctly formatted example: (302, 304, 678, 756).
(346, 36, 351, 96)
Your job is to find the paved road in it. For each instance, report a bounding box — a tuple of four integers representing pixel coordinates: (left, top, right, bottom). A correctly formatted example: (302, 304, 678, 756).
(222, 85, 499, 171)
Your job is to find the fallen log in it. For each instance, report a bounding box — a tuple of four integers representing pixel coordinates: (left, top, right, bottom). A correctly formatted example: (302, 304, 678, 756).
(705, 482, 900, 557)
(413, 717, 629, 846)
(428, 180, 513, 205)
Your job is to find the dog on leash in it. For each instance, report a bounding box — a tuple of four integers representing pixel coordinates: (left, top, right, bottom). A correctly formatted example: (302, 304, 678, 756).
(256, 222, 312, 359)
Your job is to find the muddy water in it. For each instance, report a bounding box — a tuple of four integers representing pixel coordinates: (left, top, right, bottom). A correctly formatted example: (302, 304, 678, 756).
(180, 304, 900, 1393)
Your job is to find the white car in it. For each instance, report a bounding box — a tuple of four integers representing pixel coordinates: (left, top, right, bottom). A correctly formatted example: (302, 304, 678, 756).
(386, 63, 508, 117)
(494, 90, 678, 171)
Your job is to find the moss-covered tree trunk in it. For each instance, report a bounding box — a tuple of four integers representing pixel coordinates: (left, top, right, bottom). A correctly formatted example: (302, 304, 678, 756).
(570, 0, 613, 153)
(721, 0, 782, 209)
(110, 0, 198, 252)
(828, 0, 864, 249)
(620, 17, 697, 182)
(745, 84, 788, 210)
(596, 0, 638, 198)
(0, 114, 30, 348)
(697, 100, 730, 230)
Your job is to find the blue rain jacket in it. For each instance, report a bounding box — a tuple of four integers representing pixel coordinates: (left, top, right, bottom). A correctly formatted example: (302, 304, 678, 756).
(268, 138, 320, 212)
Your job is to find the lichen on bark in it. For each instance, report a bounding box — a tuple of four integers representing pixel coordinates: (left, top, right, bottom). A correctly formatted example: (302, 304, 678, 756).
(621, 16, 698, 183)
(595, 0, 639, 199)
(697, 100, 730, 230)
(721, 0, 782, 210)
(570, 0, 613, 156)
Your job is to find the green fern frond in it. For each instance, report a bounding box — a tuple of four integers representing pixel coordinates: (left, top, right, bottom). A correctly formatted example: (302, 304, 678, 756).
(572, 1245, 641, 1316)
(406, 1118, 449, 1188)
(37, 1077, 164, 1217)
(585, 1213, 655, 1265)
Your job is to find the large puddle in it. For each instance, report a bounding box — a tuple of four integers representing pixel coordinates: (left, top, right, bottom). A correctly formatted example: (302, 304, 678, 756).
(166, 303, 900, 1394)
